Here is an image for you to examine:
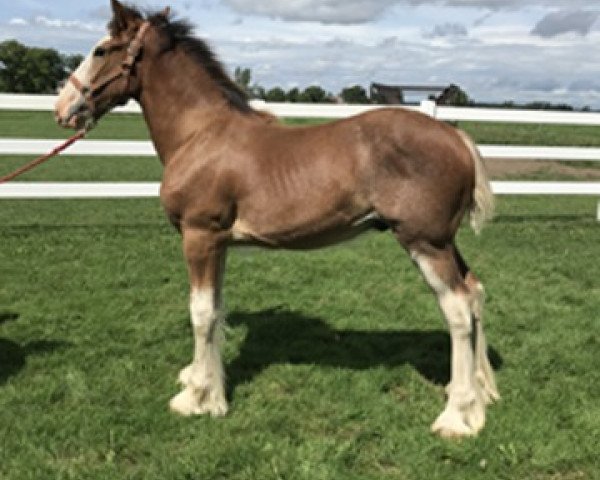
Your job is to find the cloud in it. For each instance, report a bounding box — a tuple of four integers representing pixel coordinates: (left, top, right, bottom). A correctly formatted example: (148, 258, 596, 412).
(222, 0, 600, 24)
(425, 22, 468, 38)
(568, 79, 600, 92)
(0, 15, 107, 54)
(88, 6, 112, 20)
(473, 12, 494, 27)
(420, 0, 596, 9)
(212, 21, 600, 107)
(524, 78, 561, 92)
(9, 18, 29, 26)
(32, 16, 104, 32)
(223, 0, 400, 24)
(531, 9, 600, 38)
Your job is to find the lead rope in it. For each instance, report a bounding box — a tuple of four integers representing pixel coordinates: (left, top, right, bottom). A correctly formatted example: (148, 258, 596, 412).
(0, 129, 87, 184)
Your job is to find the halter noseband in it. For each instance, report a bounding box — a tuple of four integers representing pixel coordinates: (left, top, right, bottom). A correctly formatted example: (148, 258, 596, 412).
(68, 21, 150, 114)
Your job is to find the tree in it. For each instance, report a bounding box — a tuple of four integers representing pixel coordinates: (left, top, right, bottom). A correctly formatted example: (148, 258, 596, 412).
(286, 87, 300, 103)
(234, 66, 252, 93)
(436, 84, 470, 106)
(340, 85, 370, 104)
(265, 87, 286, 102)
(250, 85, 266, 100)
(233, 66, 266, 99)
(0, 40, 66, 93)
(299, 85, 330, 103)
(0, 40, 28, 92)
(62, 53, 84, 74)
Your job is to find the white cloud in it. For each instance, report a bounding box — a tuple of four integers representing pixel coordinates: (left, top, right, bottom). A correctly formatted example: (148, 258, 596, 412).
(4, 0, 600, 108)
(425, 22, 468, 38)
(422, 0, 598, 8)
(33, 16, 104, 32)
(223, 0, 398, 24)
(0, 14, 106, 54)
(9, 18, 30, 26)
(222, 0, 600, 24)
(212, 24, 600, 107)
(531, 9, 600, 38)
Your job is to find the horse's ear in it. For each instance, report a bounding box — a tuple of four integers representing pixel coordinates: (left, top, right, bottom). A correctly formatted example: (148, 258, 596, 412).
(110, 0, 137, 33)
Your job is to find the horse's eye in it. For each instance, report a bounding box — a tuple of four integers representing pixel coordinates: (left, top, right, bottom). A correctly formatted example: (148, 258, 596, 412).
(94, 47, 106, 57)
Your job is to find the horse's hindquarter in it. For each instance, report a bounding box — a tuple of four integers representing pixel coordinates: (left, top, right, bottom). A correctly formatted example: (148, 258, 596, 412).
(359, 108, 476, 242)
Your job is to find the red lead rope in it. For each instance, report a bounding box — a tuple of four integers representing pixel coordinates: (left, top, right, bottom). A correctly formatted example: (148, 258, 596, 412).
(0, 129, 87, 184)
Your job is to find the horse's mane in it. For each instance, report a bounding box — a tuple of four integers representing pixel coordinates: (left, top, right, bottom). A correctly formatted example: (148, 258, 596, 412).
(109, 4, 254, 114)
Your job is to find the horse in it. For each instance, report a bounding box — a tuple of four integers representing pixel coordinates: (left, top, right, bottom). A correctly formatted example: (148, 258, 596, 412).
(55, 0, 499, 438)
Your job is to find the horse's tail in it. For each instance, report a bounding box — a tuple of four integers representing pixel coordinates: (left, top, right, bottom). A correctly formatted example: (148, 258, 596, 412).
(457, 130, 495, 234)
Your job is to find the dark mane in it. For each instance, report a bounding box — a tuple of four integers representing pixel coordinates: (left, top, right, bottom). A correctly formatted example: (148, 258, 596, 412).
(110, 5, 253, 113)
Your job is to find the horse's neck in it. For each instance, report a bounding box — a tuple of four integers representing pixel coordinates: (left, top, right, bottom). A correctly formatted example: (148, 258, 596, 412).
(138, 50, 233, 164)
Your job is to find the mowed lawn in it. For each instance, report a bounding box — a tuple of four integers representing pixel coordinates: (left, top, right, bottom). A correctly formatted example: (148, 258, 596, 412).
(0, 110, 599, 479)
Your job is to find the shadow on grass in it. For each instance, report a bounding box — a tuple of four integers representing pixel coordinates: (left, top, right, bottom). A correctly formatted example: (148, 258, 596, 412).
(226, 308, 503, 397)
(0, 312, 19, 325)
(0, 311, 70, 385)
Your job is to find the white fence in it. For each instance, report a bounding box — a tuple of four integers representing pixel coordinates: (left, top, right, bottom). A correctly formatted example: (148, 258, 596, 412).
(1, 94, 599, 218)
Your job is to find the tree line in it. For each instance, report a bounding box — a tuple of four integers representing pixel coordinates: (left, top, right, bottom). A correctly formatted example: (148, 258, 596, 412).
(0, 40, 83, 94)
(234, 67, 373, 104)
(0, 40, 588, 111)
(0, 40, 373, 102)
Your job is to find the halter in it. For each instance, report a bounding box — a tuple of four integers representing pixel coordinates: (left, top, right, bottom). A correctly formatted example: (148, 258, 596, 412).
(68, 21, 151, 115)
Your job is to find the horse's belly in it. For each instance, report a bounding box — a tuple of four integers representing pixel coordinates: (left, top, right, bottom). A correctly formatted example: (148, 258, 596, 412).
(230, 211, 388, 250)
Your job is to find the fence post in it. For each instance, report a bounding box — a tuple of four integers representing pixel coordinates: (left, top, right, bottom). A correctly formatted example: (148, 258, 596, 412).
(420, 100, 437, 118)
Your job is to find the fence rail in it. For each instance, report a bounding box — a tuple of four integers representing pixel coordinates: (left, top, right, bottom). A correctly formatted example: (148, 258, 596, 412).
(3, 139, 600, 162)
(4, 93, 600, 125)
(1, 181, 599, 199)
(1, 94, 599, 220)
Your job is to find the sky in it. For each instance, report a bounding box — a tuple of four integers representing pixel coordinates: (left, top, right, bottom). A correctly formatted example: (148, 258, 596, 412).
(2, 0, 600, 107)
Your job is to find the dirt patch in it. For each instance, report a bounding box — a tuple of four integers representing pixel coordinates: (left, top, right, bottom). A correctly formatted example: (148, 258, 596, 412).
(484, 159, 600, 180)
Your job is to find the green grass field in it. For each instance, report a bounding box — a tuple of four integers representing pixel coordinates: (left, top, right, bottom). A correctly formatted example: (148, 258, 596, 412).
(4, 110, 600, 146)
(1, 110, 600, 479)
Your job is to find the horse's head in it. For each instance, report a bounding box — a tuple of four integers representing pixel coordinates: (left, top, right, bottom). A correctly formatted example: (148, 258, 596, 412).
(55, 0, 166, 130)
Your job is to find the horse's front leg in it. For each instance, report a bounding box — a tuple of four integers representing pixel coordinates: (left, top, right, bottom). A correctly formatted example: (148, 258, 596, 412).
(169, 227, 228, 417)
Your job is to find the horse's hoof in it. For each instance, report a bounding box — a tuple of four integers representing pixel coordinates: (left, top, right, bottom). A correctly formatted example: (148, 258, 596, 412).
(431, 405, 483, 439)
(169, 387, 228, 417)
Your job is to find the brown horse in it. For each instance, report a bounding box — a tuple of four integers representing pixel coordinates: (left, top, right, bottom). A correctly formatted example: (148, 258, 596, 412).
(55, 0, 498, 438)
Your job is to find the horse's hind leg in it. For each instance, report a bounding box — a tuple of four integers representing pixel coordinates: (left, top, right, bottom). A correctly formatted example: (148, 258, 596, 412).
(453, 247, 499, 404)
(409, 241, 486, 437)
(169, 228, 228, 417)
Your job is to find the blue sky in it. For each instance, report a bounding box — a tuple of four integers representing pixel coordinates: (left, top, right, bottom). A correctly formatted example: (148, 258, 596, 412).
(2, 0, 600, 107)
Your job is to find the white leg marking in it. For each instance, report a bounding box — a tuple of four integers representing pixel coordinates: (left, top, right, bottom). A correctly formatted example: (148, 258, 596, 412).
(170, 288, 228, 417)
(413, 253, 486, 438)
(470, 282, 500, 404)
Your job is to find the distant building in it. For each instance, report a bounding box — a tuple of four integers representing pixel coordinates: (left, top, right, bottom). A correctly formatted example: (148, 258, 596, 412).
(370, 83, 468, 106)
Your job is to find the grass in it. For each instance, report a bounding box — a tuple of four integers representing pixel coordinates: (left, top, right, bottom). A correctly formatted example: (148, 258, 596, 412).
(1, 109, 600, 479)
(1, 197, 599, 480)
(0, 111, 150, 140)
(3, 110, 600, 147)
(457, 121, 600, 147)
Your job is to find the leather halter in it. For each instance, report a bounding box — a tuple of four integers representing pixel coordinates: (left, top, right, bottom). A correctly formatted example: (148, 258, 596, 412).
(68, 21, 150, 112)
